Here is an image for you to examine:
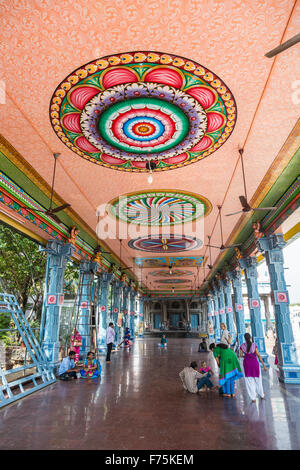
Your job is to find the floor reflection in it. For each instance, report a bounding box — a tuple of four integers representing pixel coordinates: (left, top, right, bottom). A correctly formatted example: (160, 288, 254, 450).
(0, 338, 300, 450)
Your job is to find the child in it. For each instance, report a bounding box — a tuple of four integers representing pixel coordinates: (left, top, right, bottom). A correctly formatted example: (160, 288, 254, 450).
(199, 361, 214, 391)
(200, 361, 212, 377)
(160, 334, 167, 348)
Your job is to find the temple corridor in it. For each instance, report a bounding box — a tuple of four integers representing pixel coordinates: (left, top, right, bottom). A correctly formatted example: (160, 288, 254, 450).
(1, 337, 300, 451)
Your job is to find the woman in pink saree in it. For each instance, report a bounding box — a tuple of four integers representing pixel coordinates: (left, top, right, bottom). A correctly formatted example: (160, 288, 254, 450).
(70, 330, 82, 362)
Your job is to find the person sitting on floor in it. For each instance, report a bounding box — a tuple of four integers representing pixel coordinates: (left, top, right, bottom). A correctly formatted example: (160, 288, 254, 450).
(179, 361, 214, 394)
(118, 327, 133, 349)
(200, 361, 212, 376)
(159, 334, 167, 348)
(58, 351, 80, 381)
(80, 351, 101, 378)
(198, 337, 208, 352)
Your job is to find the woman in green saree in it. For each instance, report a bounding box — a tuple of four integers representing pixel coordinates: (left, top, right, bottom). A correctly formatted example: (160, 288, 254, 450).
(213, 343, 243, 397)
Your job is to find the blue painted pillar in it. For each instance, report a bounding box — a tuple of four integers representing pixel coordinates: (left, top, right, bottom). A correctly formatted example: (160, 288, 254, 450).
(129, 288, 138, 339)
(42, 240, 74, 369)
(239, 256, 269, 367)
(112, 279, 123, 344)
(138, 296, 145, 337)
(228, 269, 246, 346)
(258, 234, 300, 383)
(211, 286, 221, 342)
(78, 259, 98, 358)
(215, 280, 227, 325)
(206, 295, 215, 343)
(122, 284, 131, 330)
(221, 276, 236, 339)
(98, 272, 114, 352)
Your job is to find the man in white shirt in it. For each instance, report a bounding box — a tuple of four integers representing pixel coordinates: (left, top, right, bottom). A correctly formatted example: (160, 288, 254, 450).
(106, 322, 115, 363)
(179, 361, 213, 393)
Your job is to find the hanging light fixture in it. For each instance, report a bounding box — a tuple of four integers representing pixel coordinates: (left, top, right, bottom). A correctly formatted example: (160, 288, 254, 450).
(172, 287, 175, 294)
(146, 160, 157, 185)
(169, 263, 173, 275)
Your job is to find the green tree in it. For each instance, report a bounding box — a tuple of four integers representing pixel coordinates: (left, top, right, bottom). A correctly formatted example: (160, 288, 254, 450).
(0, 223, 47, 319)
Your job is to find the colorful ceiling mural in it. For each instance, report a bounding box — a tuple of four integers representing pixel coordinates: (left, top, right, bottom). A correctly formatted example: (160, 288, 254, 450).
(0, 1, 299, 296)
(108, 190, 211, 226)
(50, 51, 236, 172)
(149, 270, 194, 277)
(128, 234, 202, 252)
(134, 256, 205, 268)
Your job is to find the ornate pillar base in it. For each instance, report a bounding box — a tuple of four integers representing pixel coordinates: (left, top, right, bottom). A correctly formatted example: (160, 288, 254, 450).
(278, 343, 300, 384)
(42, 341, 60, 372)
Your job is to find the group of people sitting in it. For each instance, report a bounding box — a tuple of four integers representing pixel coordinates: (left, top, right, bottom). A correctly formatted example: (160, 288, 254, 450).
(180, 323, 267, 401)
(58, 324, 133, 380)
(58, 350, 101, 381)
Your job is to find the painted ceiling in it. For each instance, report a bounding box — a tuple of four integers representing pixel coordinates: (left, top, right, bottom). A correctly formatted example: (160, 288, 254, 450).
(0, 0, 299, 294)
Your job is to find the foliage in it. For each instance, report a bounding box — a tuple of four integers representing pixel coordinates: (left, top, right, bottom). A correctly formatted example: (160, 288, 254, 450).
(64, 261, 79, 295)
(0, 223, 46, 318)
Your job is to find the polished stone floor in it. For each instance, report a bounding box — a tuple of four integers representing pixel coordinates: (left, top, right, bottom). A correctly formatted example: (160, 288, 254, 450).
(0, 338, 300, 450)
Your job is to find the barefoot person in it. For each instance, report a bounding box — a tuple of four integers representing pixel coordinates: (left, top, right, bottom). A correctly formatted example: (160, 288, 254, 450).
(213, 343, 243, 397)
(58, 351, 80, 380)
(80, 351, 101, 378)
(240, 333, 266, 402)
(179, 361, 214, 394)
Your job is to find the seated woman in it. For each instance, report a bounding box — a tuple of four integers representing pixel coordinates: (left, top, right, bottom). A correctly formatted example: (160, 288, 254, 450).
(159, 334, 167, 348)
(80, 351, 101, 378)
(118, 327, 133, 348)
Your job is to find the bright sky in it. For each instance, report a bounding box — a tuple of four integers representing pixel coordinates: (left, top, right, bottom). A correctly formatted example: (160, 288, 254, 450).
(283, 236, 300, 304)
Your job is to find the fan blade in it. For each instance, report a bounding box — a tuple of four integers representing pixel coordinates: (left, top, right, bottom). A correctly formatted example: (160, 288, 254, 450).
(205, 244, 220, 249)
(225, 210, 245, 217)
(46, 212, 61, 224)
(50, 203, 71, 213)
(208, 265, 213, 270)
(30, 208, 47, 213)
(252, 206, 278, 211)
(265, 34, 300, 58)
(121, 267, 133, 271)
(239, 195, 251, 210)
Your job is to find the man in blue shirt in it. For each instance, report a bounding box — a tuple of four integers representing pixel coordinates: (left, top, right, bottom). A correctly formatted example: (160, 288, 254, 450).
(58, 351, 80, 380)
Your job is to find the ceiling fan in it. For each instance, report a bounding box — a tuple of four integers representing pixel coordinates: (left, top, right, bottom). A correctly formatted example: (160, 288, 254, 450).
(206, 205, 242, 251)
(207, 236, 214, 270)
(226, 149, 277, 217)
(29, 153, 71, 224)
(265, 33, 300, 58)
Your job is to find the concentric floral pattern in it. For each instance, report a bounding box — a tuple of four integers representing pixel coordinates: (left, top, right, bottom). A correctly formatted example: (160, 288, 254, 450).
(50, 51, 237, 172)
(128, 235, 202, 252)
(108, 190, 211, 226)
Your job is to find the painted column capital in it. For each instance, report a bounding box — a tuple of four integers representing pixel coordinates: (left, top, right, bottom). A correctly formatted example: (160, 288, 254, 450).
(79, 259, 98, 274)
(100, 271, 114, 285)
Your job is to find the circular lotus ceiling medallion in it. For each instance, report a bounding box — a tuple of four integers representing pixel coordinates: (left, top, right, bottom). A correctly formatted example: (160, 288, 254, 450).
(50, 51, 236, 172)
(128, 234, 202, 252)
(108, 190, 211, 226)
(150, 269, 193, 277)
(155, 279, 191, 284)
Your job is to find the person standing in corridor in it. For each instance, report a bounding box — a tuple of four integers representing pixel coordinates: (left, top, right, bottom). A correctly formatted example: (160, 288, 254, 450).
(106, 322, 115, 363)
